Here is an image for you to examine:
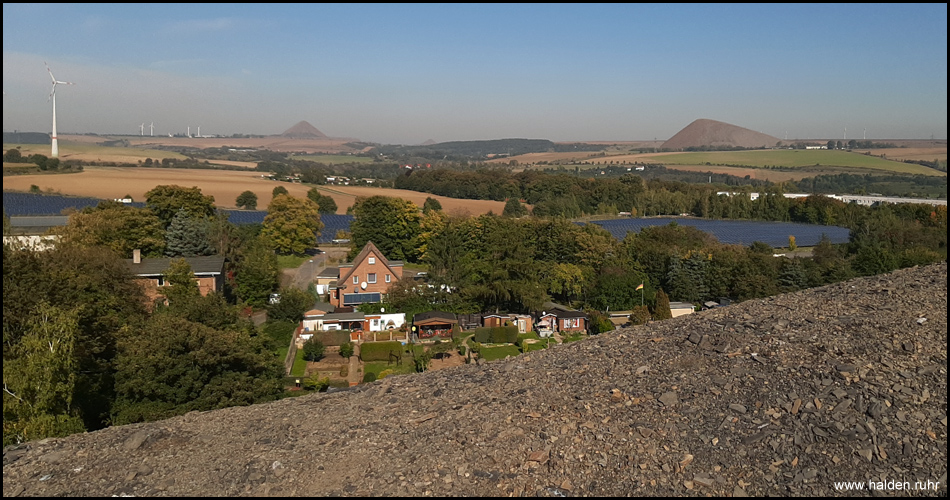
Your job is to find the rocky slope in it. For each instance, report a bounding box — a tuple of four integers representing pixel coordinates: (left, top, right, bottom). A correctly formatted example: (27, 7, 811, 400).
(3, 263, 947, 497)
(662, 118, 781, 150)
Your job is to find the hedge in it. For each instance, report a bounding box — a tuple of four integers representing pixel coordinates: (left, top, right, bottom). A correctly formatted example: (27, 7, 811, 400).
(310, 330, 351, 346)
(360, 341, 405, 362)
(474, 326, 518, 344)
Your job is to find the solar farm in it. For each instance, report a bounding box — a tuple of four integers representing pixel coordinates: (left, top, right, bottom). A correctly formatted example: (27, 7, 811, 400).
(4, 192, 353, 245)
(582, 218, 851, 248)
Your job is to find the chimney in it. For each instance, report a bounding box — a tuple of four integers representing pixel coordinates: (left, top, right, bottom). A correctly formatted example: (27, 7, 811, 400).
(133, 249, 141, 264)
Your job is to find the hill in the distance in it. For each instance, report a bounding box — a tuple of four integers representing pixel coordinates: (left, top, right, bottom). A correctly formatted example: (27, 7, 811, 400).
(663, 118, 781, 150)
(279, 120, 328, 139)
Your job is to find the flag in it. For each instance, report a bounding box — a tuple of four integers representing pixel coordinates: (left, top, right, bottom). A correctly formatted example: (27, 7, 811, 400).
(636, 283, 644, 291)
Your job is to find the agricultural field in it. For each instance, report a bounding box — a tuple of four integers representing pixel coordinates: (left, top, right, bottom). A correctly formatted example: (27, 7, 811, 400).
(290, 154, 374, 164)
(585, 150, 942, 176)
(2, 166, 508, 215)
(3, 141, 187, 163)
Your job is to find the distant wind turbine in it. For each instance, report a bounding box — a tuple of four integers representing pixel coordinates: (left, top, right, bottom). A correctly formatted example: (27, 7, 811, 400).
(45, 62, 74, 158)
(150, 122, 154, 137)
(140, 123, 145, 136)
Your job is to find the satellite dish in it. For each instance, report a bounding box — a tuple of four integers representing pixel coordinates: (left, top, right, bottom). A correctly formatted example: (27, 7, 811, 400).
(361, 282, 367, 290)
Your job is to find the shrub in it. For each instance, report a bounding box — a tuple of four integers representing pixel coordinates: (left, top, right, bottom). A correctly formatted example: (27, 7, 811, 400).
(586, 310, 615, 335)
(363, 372, 377, 383)
(457, 345, 467, 356)
(302, 338, 325, 361)
(378, 369, 394, 379)
(360, 341, 404, 362)
(338, 341, 354, 360)
(628, 305, 651, 326)
(302, 375, 330, 391)
(474, 327, 491, 343)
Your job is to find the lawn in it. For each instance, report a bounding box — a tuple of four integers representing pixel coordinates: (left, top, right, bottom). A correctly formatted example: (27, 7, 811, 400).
(290, 348, 307, 377)
(522, 339, 552, 352)
(277, 254, 309, 269)
(561, 333, 586, 343)
(363, 360, 415, 379)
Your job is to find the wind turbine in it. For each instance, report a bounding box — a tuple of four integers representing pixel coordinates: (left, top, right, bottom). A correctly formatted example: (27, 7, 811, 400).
(45, 62, 74, 158)
(150, 122, 154, 136)
(140, 123, 145, 136)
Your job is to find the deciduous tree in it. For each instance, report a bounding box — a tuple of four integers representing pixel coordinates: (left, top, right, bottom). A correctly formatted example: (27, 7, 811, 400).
(145, 185, 216, 228)
(261, 194, 322, 255)
(235, 190, 258, 210)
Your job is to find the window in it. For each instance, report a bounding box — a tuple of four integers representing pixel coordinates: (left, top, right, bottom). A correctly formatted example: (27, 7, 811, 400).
(353, 275, 359, 284)
(368, 273, 377, 284)
(368, 257, 376, 265)
(385, 274, 391, 283)
(157, 276, 165, 286)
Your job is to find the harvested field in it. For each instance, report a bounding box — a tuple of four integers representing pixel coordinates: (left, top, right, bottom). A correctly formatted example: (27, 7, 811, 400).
(852, 147, 947, 163)
(2, 141, 186, 163)
(62, 134, 361, 154)
(1, 166, 508, 215)
(3, 263, 945, 497)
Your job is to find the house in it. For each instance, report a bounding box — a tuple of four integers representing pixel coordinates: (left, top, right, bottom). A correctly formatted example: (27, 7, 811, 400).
(301, 301, 336, 333)
(536, 308, 588, 337)
(411, 311, 458, 341)
(482, 314, 533, 334)
(669, 301, 696, 318)
(364, 312, 406, 332)
(327, 241, 403, 308)
(126, 250, 224, 304)
(313, 267, 339, 297)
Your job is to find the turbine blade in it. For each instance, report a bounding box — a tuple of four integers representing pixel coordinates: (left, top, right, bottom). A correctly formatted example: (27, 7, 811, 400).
(45, 61, 57, 83)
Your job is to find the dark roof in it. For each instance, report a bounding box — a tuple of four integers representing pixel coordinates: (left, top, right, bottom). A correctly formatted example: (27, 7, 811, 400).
(316, 267, 340, 279)
(322, 312, 365, 322)
(413, 311, 458, 324)
(554, 310, 588, 319)
(126, 255, 225, 277)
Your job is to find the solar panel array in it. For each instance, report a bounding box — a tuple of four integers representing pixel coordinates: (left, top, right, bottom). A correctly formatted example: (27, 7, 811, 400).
(219, 210, 354, 244)
(582, 218, 851, 247)
(4, 193, 354, 245)
(2, 191, 145, 215)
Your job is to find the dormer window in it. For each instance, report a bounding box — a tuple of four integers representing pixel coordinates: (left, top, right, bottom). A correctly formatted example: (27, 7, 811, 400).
(368, 257, 376, 265)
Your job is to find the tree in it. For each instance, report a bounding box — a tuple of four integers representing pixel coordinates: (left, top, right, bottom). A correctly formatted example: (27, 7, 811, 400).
(306, 188, 338, 214)
(164, 208, 215, 257)
(502, 198, 528, 218)
(628, 305, 651, 326)
(55, 201, 165, 258)
(2, 207, 11, 235)
(112, 314, 283, 425)
(338, 341, 354, 361)
(827, 140, 836, 150)
(159, 258, 201, 305)
(266, 287, 312, 323)
(3, 244, 149, 434)
(235, 191, 258, 210)
(349, 195, 422, 262)
(145, 185, 216, 228)
(261, 194, 323, 255)
(422, 196, 443, 214)
(302, 337, 325, 362)
(2, 302, 86, 445)
(653, 289, 672, 320)
(3, 148, 23, 162)
(272, 185, 289, 198)
(234, 237, 279, 307)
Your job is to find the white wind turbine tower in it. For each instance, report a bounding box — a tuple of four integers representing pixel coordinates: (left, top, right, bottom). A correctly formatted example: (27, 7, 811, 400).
(140, 123, 145, 136)
(46, 62, 74, 158)
(150, 122, 154, 137)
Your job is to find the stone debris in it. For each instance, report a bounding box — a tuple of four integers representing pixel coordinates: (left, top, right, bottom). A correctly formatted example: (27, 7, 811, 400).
(2, 263, 946, 497)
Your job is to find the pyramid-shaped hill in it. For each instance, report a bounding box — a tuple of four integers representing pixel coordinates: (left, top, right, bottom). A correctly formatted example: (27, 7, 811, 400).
(280, 121, 328, 139)
(662, 119, 780, 150)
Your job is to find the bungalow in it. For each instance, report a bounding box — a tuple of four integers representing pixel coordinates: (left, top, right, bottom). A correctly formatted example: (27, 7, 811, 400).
(327, 241, 403, 308)
(536, 302, 588, 337)
(669, 301, 696, 318)
(126, 250, 224, 304)
(482, 313, 534, 334)
(412, 311, 458, 341)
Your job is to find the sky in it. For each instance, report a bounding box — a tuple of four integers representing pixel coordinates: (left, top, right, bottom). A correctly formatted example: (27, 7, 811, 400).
(3, 3, 947, 144)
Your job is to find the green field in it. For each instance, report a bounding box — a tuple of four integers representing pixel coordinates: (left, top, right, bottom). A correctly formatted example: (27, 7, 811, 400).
(291, 154, 374, 164)
(645, 150, 941, 176)
(3, 142, 187, 161)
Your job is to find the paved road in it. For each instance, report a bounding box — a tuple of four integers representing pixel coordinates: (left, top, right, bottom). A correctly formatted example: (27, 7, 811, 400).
(291, 254, 326, 291)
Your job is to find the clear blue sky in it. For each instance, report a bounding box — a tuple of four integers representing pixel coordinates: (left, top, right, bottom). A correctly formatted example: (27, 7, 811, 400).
(3, 3, 947, 144)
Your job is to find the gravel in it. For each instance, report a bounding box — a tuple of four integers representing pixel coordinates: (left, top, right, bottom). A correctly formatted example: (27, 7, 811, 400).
(3, 263, 947, 497)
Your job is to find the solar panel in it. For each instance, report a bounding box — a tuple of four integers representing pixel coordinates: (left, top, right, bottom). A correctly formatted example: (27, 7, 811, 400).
(581, 218, 850, 247)
(2, 191, 145, 215)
